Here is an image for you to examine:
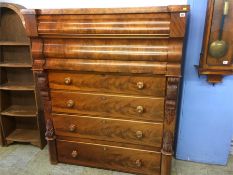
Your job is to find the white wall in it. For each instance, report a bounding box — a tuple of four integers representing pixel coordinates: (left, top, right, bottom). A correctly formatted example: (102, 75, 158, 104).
(1, 0, 187, 9)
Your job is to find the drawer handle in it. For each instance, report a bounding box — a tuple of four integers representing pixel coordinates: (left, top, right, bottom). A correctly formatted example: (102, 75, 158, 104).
(136, 130, 143, 139)
(64, 77, 72, 85)
(69, 124, 76, 132)
(67, 100, 75, 108)
(137, 82, 144, 89)
(135, 159, 142, 167)
(71, 150, 78, 158)
(136, 106, 144, 113)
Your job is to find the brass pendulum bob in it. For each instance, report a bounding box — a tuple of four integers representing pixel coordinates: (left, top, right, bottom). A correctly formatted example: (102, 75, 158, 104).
(209, 0, 229, 58)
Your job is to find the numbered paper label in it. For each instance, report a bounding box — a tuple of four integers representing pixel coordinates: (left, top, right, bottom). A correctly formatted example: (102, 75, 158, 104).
(180, 13, 186, 17)
(223, 60, 228, 65)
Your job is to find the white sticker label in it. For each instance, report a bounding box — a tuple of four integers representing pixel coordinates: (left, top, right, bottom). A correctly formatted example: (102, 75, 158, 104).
(223, 60, 228, 65)
(180, 13, 186, 17)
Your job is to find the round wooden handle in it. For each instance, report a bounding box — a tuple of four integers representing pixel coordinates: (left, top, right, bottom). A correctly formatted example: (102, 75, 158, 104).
(135, 159, 142, 167)
(136, 106, 144, 113)
(67, 100, 75, 108)
(71, 150, 78, 158)
(64, 77, 72, 85)
(136, 82, 144, 89)
(69, 124, 76, 132)
(136, 131, 143, 139)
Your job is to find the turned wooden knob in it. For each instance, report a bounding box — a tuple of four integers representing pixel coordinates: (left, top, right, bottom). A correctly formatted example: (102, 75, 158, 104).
(136, 131, 143, 139)
(136, 106, 144, 113)
(136, 82, 144, 89)
(69, 124, 76, 132)
(71, 150, 78, 158)
(64, 77, 72, 85)
(67, 100, 75, 108)
(135, 159, 142, 167)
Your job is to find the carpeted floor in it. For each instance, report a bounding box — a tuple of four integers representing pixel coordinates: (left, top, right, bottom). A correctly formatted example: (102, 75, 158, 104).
(0, 144, 232, 175)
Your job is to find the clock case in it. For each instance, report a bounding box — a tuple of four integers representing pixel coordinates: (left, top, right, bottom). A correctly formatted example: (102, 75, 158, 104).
(199, 0, 233, 83)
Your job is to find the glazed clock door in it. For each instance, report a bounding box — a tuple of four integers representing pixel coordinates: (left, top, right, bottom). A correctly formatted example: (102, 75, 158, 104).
(207, 0, 233, 66)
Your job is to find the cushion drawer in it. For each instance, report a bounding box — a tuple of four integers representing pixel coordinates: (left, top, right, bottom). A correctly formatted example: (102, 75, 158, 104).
(53, 114, 163, 148)
(51, 91, 164, 122)
(57, 139, 161, 175)
(48, 72, 166, 97)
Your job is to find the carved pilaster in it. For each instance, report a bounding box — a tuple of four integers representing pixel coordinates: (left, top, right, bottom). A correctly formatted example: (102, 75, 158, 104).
(161, 77, 180, 175)
(0, 124, 4, 146)
(45, 119, 58, 164)
(163, 77, 179, 153)
(30, 37, 58, 163)
(166, 77, 179, 100)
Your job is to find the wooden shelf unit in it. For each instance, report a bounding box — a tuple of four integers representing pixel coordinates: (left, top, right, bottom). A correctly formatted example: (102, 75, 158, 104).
(1, 105, 37, 117)
(6, 129, 40, 145)
(0, 3, 46, 149)
(0, 62, 32, 68)
(0, 82, 35, 91)
(0, 41, 30, 46)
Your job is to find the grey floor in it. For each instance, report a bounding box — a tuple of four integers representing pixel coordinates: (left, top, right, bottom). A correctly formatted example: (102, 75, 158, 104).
(0, 144, 232, 175)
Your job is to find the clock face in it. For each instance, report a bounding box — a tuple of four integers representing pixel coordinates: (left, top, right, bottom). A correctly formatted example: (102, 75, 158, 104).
(207, 0, 233, 66)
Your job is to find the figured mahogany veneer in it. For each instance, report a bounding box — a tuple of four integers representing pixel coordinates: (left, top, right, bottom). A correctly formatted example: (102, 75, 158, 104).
(53, 114, 163, 148)
(51, 91, 164, 122)
(22, 5, 189, 175)
(48, 72, 166, 97)
(43, 39, 183, 62)
(57, 140, 161, 175)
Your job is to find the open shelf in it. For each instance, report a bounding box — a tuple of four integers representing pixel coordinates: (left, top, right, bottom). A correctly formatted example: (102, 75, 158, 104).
(0, 3, 45, 148)
(0, 91, 37, 113)
(1, 105, 37, 117)
(1, 47, 31, 64)
(0, 41, 30, 46)
(0, 82, 35, 91)
(6, 129, 40, 143)
(0, 62, 32, 68)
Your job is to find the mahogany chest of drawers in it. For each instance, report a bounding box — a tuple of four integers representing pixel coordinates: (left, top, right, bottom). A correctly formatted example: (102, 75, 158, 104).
(22, 5, 189, 175)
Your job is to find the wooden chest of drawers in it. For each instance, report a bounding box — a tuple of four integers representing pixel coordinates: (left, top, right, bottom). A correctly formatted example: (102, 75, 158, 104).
(22, 5, 189, 175)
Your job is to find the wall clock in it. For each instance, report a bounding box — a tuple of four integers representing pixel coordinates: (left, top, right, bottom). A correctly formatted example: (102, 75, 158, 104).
(199, 0, 233, 83)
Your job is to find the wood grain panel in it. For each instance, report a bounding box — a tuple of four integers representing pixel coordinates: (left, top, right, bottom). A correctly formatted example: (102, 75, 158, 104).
(38, 13, 170, 36)
(35, 5, 189, 15)
(53, 114, 163, 147)
(56, 135, 161, 152)
(48, 71, 166, 97)
(45, 59, 167, 75)
(43, 39, 170, 61)
(51, 91, 164, 122)
(57, 139, 161, 175)
(170, 13, 187, 37)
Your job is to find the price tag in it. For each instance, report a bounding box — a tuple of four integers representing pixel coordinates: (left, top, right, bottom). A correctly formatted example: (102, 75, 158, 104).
(223, 60, 228, 65)
(180, 13, 186, 17)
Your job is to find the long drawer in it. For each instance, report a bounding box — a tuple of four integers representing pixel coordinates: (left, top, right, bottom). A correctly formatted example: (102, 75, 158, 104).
(53, 114, 163, 147)
(57, 139, 161, 175)
(51, 91, 164, 122)
(48, 71, 166, 97)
